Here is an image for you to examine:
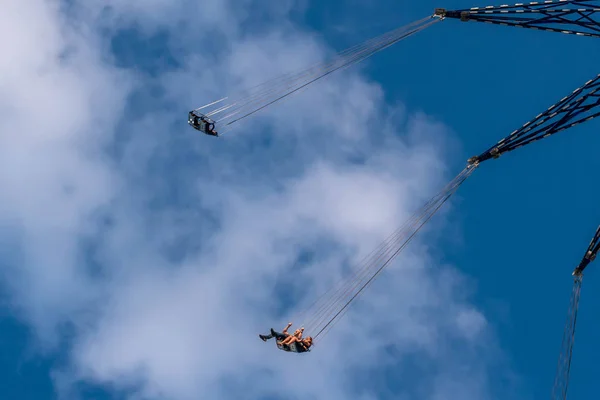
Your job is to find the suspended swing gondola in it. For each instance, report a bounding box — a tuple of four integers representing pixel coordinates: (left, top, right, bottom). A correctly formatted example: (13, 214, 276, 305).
(188, 111, 218, 137)
(259, 324, 313, 354)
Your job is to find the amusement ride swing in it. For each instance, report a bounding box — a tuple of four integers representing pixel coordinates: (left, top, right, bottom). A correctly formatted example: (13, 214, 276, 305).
(188, 2, 600, 399)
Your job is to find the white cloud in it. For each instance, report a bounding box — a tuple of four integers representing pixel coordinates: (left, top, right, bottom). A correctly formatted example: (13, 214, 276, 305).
(0, 0, 517, 399)
(0, 0, 130, 346)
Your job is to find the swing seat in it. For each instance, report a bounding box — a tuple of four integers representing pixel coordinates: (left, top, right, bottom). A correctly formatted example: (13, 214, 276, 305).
(188, 111, 218, 136)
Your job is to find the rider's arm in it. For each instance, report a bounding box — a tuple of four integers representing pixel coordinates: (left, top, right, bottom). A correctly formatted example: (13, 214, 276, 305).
(282, 322, 293, 334)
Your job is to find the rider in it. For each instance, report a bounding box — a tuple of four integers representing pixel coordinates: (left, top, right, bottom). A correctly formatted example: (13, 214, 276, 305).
(259, 323, 313, 353)
(279, 327, 304, 345)
(280, 335, 313, 353)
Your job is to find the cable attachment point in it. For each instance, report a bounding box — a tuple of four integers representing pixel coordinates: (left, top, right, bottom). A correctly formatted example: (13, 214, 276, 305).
(434, 8, 467, 21)
(434, 8, 446, 18)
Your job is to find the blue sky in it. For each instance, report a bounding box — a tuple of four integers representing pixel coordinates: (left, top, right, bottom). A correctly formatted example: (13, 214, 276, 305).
(1, 0, 599, 399)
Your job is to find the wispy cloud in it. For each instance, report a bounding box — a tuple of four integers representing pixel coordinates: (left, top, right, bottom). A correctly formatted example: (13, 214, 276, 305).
(0, 1, 521, 399)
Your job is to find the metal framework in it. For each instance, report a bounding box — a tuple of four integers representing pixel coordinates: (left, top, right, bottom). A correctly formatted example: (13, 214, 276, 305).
(439, 5, 600, 398)
(435, 1, 600, 37)
(468, 73, 600, 164)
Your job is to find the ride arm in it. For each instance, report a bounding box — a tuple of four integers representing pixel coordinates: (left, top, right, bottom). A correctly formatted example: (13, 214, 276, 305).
(467, 73, 600, 165)
(435, 1, 600, 37)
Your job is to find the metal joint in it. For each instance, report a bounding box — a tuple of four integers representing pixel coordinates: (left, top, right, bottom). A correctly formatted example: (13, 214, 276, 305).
(434, 8, 446, 17)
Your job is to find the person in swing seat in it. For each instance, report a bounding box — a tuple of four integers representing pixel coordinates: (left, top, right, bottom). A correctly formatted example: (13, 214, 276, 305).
(279, 335, 313, 353)
(278, 327, 304, 346)
(259, 322, 312, 352)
